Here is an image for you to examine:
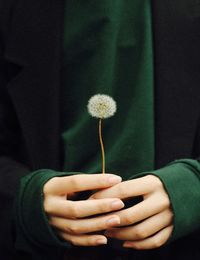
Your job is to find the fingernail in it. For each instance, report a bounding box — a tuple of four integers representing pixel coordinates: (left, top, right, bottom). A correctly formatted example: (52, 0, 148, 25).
(108, 176, 122, 185)
(96, 238, 107, 245)
(106, 217, 120, 226)
(111, 200, 124, 210)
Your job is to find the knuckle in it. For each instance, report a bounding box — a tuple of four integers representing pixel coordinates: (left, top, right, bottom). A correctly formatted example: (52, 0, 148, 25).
(90, 194, 97, 199)
(123, 213, 133, 225)
(134, 226, 147, 240)
(63, 225, 71, 233)
(98, 202, 108, 213)
(133, 243, 142, 250)
(154, 178, 163, 188)
(118, 185, 127, 198)
(70, 176, 80, 190)
(59, 232, 82, 246)
(146, 175, 162, 188)
(68, 224, 79, 234)
(165, 208, 174, 221)
(43, 197, 53, 214)
(43, 177, 59, 194)
(153, 237, 164, 248)
(64, 202, 74, 216)
(70, 238, 80, 246)
(161, 195, 170, 208)
(43, 184, 49, 195)
(69, 204, 79, 218)
(152, 175, 162, 187)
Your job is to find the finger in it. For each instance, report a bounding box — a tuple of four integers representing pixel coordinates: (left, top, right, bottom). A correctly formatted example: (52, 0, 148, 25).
(45, 197, 124, 218)
(57, 231, 108, 246)
(112, 193, 170, 226)
(90, 176, 161, 200)
(50, 213, 121, 234)
(105, 209, 173, 241)
(123, 225, 173, 250)
(43, 174, 122, 195)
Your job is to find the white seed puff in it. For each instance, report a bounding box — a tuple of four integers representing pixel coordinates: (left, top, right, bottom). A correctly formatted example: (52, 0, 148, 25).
(87, 94, 117, 119)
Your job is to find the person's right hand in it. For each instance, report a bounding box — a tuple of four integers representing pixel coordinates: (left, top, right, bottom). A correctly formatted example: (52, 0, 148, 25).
(43, 174, 124, 246)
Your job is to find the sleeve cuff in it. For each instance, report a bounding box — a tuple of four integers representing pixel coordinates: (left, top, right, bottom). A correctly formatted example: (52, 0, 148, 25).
(143, 159, 200, 242)
(14, 169, 79, 255)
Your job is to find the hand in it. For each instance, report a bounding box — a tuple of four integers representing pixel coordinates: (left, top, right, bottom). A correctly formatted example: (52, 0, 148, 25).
(43, 174, 125, 246)
(90, 175, 174, 250)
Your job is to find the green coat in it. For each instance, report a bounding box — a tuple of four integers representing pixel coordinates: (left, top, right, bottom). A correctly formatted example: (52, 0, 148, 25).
(0, 0, 200, 259)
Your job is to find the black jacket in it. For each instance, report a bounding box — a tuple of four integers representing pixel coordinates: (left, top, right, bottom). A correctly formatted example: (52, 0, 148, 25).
(0, 0, 200, 259)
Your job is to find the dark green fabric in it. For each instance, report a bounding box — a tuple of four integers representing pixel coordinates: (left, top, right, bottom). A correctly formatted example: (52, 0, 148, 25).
(15, 1, 156, 258)
(150, 159, 200, 242)
(14, 170, 74, 260)
(61, 0, 154, 178)
(13, 0, 200, 259)
(14, 160, 200, 259)
(131, 159, 200, 243)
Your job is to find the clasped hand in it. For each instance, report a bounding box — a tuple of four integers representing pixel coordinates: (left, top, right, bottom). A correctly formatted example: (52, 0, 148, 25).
(91, 175, 174, 249)
(43, 174, 173, 249)
(43, 174, 124, 246)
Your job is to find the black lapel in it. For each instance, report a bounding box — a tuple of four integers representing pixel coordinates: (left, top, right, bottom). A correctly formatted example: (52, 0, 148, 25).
(152, 0, 200, 168)
(4, 0, 64, 170)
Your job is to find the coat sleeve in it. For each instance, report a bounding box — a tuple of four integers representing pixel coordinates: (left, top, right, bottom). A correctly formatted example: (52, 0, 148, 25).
(0, 41, 74, 259)
(0, 7, 71, 258)
(130, 158, 200, 243)
(150, 159, 200, 242)
(0, 15, 31, 256)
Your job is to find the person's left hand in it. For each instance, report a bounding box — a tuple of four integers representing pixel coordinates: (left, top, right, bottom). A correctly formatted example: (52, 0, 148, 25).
(90, 175, 174, 250)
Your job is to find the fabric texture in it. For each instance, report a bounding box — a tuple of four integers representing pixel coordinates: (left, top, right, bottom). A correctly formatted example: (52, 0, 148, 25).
(14, 170, 73, 260)
(61, 0, 154, 178)
(150, 159, 200, 242)
(0, 0, 200, 259)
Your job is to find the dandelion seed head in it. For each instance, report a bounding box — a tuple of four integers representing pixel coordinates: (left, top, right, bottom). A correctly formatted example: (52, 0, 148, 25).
(87, 94, 117, 119)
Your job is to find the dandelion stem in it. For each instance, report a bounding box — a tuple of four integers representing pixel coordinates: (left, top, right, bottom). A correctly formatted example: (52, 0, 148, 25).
(99, 119, 105, 174)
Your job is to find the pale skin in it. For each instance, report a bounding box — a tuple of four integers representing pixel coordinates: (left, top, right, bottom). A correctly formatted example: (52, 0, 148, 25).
(90, 175, 174, 250)
(43, 174, 124, 246)
(43, 174, 173, 249)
